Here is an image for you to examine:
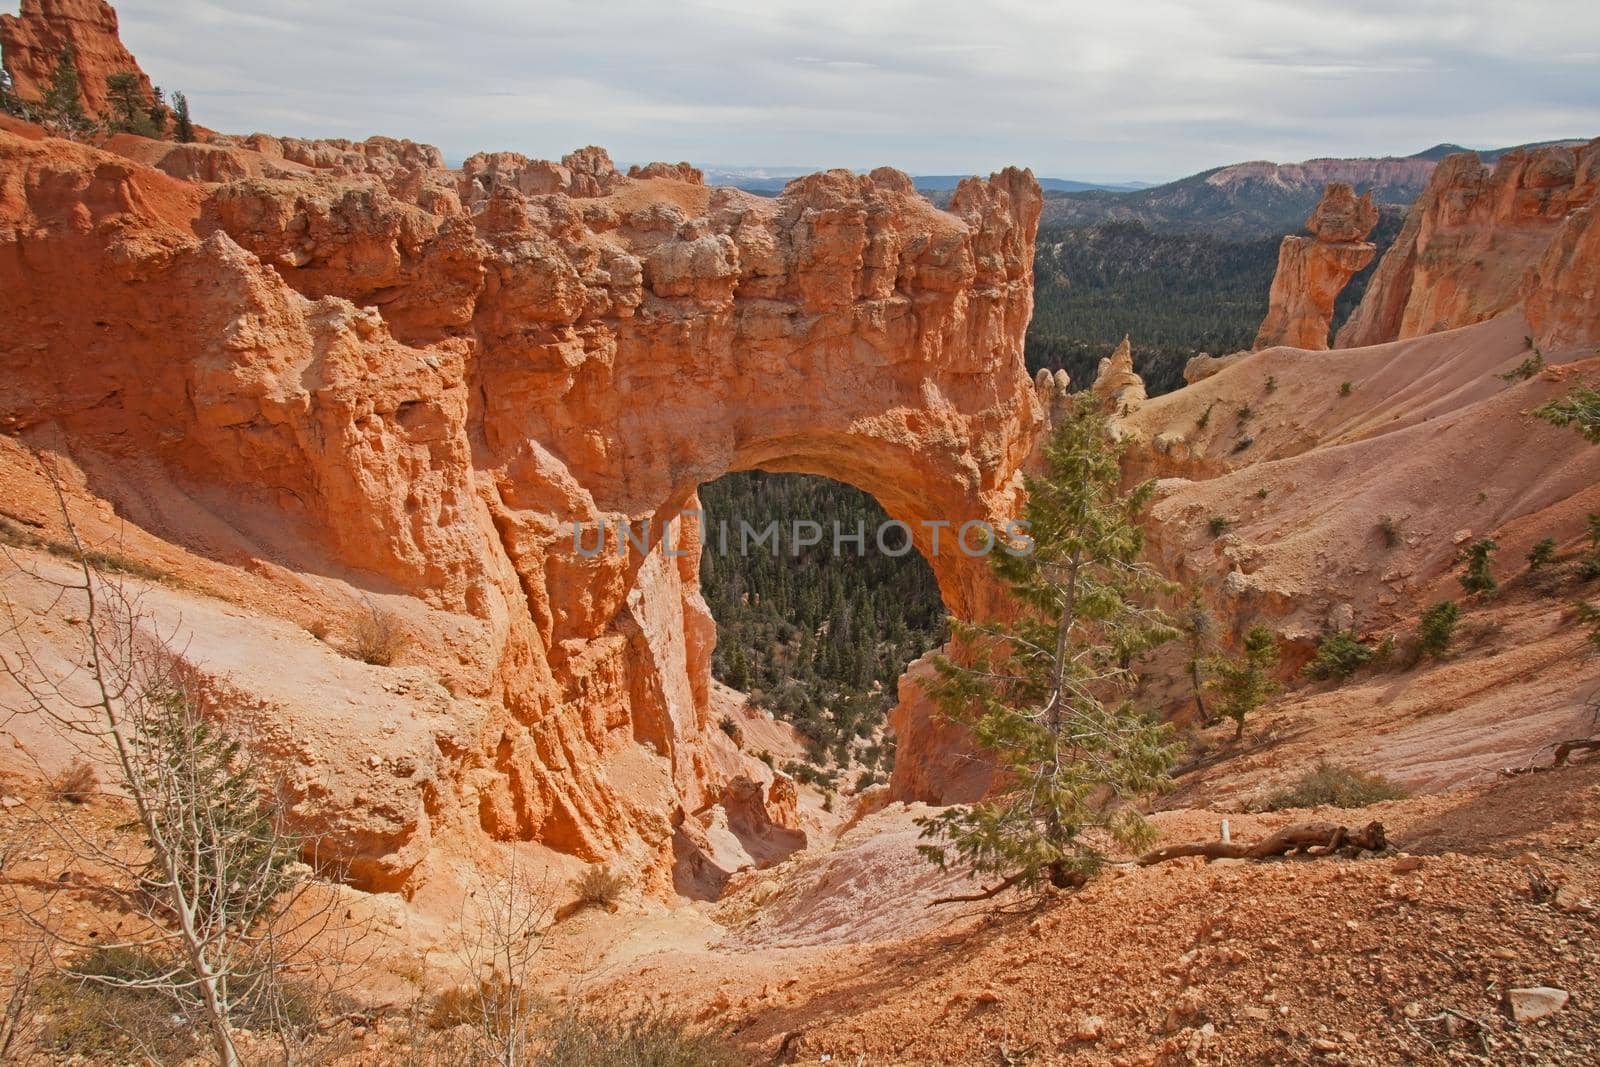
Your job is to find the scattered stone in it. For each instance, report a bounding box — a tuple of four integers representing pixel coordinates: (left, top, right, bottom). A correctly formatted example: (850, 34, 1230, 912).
(1393, 855, 1424, 873)
(1553, 886, 1592, 913)
(974, 989, 1002, 1005)
(1075, 1015, 1105, 1041)
(1504, 987, 1569, 1024)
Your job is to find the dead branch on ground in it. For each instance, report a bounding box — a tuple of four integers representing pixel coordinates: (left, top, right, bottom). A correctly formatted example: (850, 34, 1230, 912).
(1137, 820, 1388, 866)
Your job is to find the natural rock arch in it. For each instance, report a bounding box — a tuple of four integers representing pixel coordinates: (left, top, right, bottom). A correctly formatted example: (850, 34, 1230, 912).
(0, 129, 1044, 888)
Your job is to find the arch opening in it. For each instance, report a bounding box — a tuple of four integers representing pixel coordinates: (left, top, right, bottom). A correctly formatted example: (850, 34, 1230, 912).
(696, 470, 950, 786)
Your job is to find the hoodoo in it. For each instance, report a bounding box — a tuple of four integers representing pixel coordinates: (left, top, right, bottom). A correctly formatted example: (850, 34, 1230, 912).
(1253, 182, 1378, 350)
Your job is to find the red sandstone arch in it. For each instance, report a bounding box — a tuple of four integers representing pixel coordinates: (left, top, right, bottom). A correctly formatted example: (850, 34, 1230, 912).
(0, 127, 1042, 886)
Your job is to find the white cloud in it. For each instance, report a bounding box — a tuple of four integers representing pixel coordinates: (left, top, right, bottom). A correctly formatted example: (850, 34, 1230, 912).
(57, 0, 1599, 181)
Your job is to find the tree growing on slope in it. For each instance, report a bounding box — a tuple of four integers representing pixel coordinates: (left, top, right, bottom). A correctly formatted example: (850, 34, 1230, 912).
(172, 91, 196, 143)
(916, 397, 1181, 896)
(104, 71, 155, 136)
(0, 478, 340, 1066)
(1535, 385, 1600, 445)
(39, 47, 92, 139)
(1459, 537, 1499, 595)
(1205, 623, 1279, 739)
(1416, 601, 1461, 658)
(1178, 594, 1215, 723)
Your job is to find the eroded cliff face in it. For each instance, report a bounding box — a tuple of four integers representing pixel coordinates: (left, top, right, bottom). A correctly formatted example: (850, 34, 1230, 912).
(1253, 183, 1377, 351)
(0, 126, 1042, 890)
(0, 0, 152, 117)
(1336, 140, 1600, 352)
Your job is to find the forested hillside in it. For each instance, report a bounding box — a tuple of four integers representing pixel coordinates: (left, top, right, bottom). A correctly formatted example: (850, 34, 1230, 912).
(1026, 209, 1405, 396)
(698, 472, 946, 779)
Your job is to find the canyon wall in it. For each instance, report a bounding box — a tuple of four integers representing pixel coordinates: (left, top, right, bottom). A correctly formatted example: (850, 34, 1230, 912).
(1337, 140, 1600, 352)
(0, 123, 1042, 889)
(1253, 182, 1377, 351)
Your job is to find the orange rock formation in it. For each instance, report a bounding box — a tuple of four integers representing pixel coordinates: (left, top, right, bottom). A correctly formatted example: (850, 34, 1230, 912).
(0, 123, 1042, 889)
(1337, 140, 1600, 352)
(0, 0, 152, 117)
(1253, 182, 1377, 350)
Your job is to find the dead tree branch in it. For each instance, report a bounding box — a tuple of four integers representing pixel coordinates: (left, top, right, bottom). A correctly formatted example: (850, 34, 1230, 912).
(1137, 821, 1388, 866)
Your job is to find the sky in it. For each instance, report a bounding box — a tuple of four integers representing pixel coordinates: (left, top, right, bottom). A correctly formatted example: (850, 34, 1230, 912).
(16, 0, 1599, 182)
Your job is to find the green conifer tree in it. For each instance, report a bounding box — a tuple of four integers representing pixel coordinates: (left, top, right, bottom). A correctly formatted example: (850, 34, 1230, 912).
(916, 397, 1181, 894)
(1204, 624, 1279, 739)
(41, 46, 92, 138)
(173, 91, 197, 143)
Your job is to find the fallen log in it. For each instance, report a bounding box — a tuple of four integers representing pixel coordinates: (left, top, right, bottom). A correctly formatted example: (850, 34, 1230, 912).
(1499, 737, 1600, 777)
(1137, 820, 1387, 866)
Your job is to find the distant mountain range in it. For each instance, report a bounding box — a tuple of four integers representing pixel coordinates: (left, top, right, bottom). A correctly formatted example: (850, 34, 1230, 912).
(1039, 140, 1589, 239)
(699, 166, 1148, 198)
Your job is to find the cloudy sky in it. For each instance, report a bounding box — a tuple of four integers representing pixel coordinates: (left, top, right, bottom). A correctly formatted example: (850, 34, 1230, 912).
(32, 0, 1600, 181)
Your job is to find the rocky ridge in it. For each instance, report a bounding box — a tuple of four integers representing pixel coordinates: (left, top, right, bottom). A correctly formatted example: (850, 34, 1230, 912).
(1338, 140, 1600, 352)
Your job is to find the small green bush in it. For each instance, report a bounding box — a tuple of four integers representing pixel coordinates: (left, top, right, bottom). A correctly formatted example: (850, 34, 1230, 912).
(1265, 375, 1277, 393)
(1577, 602, 1600, 652)
(1377, 515, 1403, 548)
(1582, 514, 1600, 580)
(1256, 486, 1270, 500)
(1196, 402, 1215, 429)
(1339, 381, 1353, 397)
(1498, 351, 1545, 382)
(1458, 538, 1498, 595)
(1304, 630, 1375, 682)
(1257, 761, 1407, 811)
(1208, 515, 1231, 537)
(1527, 537, 1557, 570)
(1416, 601, 1461, 658)
(1236, 404, 1253, 422)
(1233, 435, 1255, 453)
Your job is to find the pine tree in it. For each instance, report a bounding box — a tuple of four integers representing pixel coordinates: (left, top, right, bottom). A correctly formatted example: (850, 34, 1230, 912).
(173, 90, 197, 143)
(135, 682, 301, 931)
(1204, 624, 1279, 739)
(105, 70, 156, 136)
(41, 46, 92, 138)
(916, 396, 1181, 894)
(146, 84, 170, 136)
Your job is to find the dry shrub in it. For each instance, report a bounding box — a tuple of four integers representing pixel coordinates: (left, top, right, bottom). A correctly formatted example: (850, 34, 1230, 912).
(49, 759, 98, 804)
(428, 978, 532, 1032)
(571, 866, 626, 911)
(349, 602, 407, 666)
(538, 1009, 738, 1067)
(39, 947, 195, 1064)
(1256, 761, 1407, 812)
